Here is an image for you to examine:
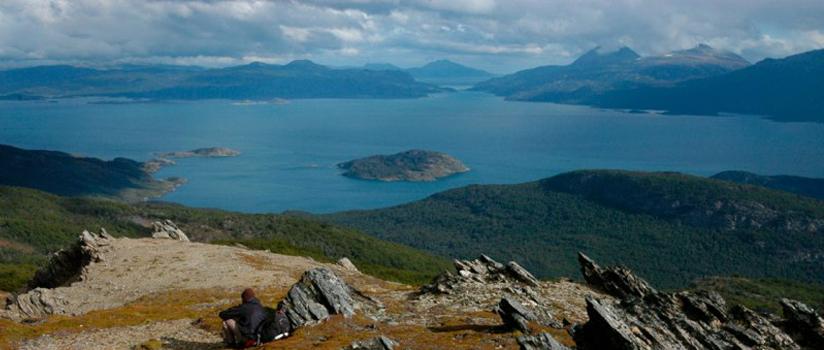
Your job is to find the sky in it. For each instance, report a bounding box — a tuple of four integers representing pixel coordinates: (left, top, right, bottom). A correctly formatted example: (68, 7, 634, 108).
(1, 0, 824, 73)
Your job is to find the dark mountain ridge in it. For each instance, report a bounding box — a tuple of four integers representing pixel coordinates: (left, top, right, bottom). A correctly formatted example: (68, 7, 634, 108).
(473, 44, 750, 103)
(0, 144, 177, 201)
(593, 48, 824, 122)
(0, 60, 440, 100)
(405, 59, 495, 85)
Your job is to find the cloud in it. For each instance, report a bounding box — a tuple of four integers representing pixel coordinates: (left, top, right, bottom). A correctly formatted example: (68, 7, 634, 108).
(0, 0, 823, 72)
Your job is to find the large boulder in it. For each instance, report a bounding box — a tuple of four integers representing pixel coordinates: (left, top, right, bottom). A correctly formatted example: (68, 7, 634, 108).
(151, 220, 189, 241)
(573, 252, 808, 350)
(280, 268, 374, 328)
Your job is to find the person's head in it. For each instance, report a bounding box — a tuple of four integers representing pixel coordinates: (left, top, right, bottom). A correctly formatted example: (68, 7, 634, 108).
(241, 288, 255, 303)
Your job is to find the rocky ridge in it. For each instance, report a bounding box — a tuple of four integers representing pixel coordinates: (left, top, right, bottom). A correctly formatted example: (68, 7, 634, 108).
(571, 252, 823, 349)
(416, 255, 600, 329)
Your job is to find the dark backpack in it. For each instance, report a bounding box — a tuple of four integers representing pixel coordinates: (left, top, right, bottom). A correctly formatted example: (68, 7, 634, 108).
(257, 308, 291, 343)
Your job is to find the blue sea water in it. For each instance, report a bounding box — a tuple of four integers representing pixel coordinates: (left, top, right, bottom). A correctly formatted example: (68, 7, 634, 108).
(1, 91, 823, 213)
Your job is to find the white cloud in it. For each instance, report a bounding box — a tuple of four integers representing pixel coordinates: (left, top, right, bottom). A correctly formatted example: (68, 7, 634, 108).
(0, 0, 823, 72)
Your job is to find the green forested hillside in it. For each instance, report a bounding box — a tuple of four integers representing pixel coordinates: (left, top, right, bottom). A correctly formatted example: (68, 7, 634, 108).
(691, 277, 824, 314)
(324, 170, 824, 289)
(0, 144, 176, 201)
(0, 186, 449, 291)
(711, 171, 824, 200)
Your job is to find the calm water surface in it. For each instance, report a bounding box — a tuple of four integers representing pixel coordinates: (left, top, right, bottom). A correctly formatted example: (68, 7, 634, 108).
(1, 92, 823, 213)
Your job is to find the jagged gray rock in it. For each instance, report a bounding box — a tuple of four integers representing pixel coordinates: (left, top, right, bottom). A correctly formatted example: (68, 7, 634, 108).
(517, 333, 571, 350)
(495, 297, 537, 334)
(2, 229, 113, 321)
(423, 255, 540, 294)
(418, 255, 560, 328)
(151, 220, 189, 241)
(280, 267, 373, 329)
(578, 252, 655, 299)
(573, 252, 809, 350)
(343, 336, 397, 350)
(781, 298, 824, 348)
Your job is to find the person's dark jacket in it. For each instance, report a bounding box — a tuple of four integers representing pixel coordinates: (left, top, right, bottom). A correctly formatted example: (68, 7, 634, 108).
(219, 297, 267, 339)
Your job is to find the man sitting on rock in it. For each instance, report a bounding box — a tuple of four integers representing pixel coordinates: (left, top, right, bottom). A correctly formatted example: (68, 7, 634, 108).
(219, 288, 267, 348)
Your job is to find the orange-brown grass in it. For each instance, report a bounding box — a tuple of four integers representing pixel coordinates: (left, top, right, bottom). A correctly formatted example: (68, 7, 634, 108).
(261, 310, 519, 350)
(0, 280, 569, 350)
(238, 253, 271, 271)
(530, 322, 575, 347)
(0, 287, 289, 349)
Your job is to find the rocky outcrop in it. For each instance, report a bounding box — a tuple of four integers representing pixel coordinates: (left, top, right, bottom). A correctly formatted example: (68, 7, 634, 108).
(280, 268, 375, 329)
(338, 149, 469, 182)
(578, 253, 655, 300)
(343, 336, 398, 350)
(28, 229, 113, 290)
(496, 297, 537, 333)
(151, 220, 189, 242)
(419, 255, 561, 328)
(572, 252, 821, 350)
(517, 333, 572, 350)
(423, 255, 540, 294)
(2, 229, 113, 320)
(781, 298, 824, 348)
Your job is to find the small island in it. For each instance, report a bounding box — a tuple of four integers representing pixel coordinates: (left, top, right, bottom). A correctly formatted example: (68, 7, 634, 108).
(338, 149, 469, 182)
(155, 147, 241, 159)
(143, 147, 241, 173)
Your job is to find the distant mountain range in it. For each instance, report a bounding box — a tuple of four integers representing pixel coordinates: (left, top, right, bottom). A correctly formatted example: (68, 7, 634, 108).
(0, 60, 440, 100)
(324, 170, 824, 288)
(473, 44, 750, 103)
(593, 48, 824, 122)
(474, 45, 824, 122)
(404, 59, 495, 84)
(361, 59, 495, 85)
